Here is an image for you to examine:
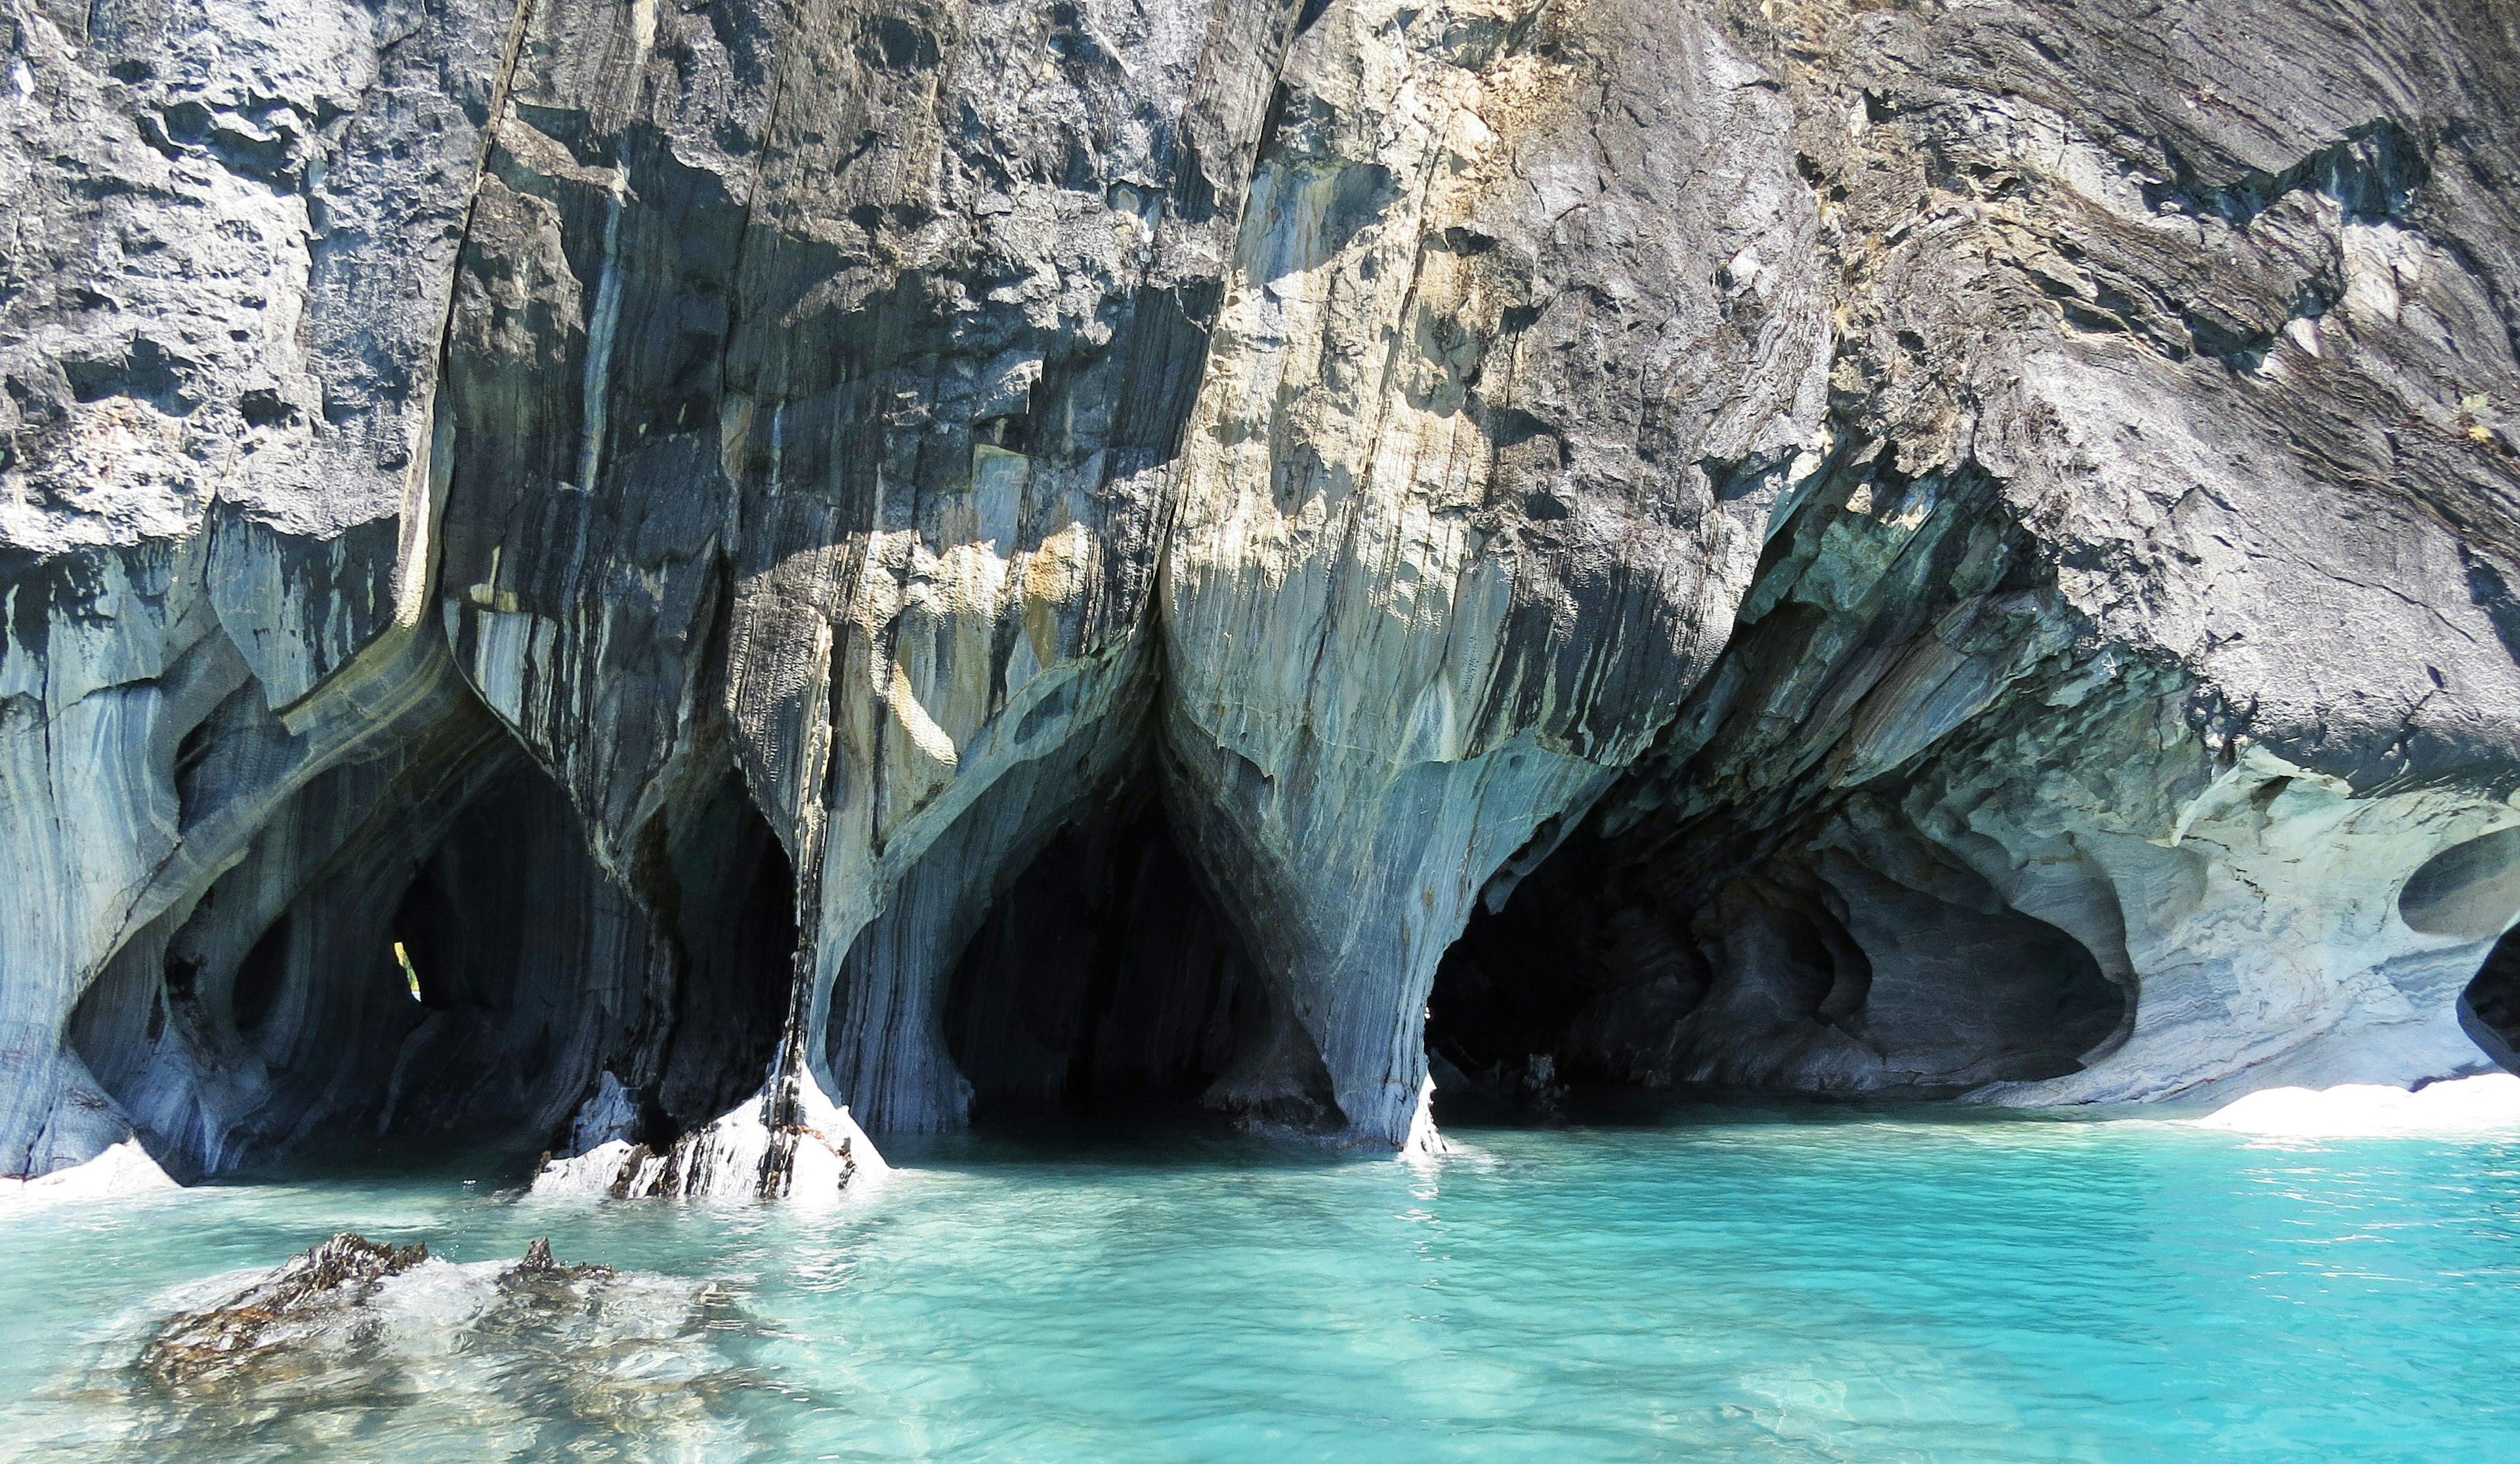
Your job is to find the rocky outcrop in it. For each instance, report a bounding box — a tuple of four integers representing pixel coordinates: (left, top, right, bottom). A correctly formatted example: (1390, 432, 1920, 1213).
(4, 0, 2519, 1189)
(1430, 0, 2520, 1112)
(1158, 0, 1828, 1144)
(530, 1055, 885, 1200)
(123, 1232, 744, 1450)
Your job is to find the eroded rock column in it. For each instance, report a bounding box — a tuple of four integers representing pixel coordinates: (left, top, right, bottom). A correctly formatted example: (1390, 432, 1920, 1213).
(1159, 0, 1830, 1145)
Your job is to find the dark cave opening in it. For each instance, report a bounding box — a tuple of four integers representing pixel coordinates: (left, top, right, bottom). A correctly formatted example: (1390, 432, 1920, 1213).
(229, 912, 292, 1036)
(355, 756, 644, 1140)
(70, 715, 804, 1177)
(335, 753, 803, 1152)
(2401, 827, 2520, 1078)
(1427, 816, 2129, 1118)
(940, 795, 1263, 1129)
(304, 751, 800, 1160)
(2460, 925, 2520, 1075)
(215, 751, 654, 1152)
(646, 766, 799, 1134)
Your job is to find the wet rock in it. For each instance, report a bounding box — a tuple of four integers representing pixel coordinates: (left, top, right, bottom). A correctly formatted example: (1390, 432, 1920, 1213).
(124, 1232, 744, 1453)
(534, 1059, 886, 1201)
(140, 1232, 434, 1390)
(0, 1139, 177, 1204)
(138, 1232, 648, 1390)
(118, 1234, 740, 1451)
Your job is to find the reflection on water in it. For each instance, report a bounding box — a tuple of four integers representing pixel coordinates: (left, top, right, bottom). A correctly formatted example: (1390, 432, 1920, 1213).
(5, 1104, 2520, 1461)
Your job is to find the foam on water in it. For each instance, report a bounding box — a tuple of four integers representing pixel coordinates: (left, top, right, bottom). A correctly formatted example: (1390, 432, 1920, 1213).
(4, 1106, 2519, 1461)
(2197, 1073, 2520, 1138)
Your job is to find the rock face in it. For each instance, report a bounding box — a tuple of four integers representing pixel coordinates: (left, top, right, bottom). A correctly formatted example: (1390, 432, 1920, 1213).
(3, 0, 2519, 1186)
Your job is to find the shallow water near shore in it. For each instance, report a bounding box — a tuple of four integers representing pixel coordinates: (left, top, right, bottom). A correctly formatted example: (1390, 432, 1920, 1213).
(5, 1102, 2520, 1461)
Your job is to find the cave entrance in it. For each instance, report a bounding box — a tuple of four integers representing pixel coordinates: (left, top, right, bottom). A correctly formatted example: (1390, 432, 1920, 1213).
(1427, 815, 2128, 1119)
(338, 755, 801, 1154)
(2401, 827, 2520, 1077)
(70, 718, 801, 1178)
(940, 795, 1261, 1131)
(645, 766, 799, 1133)
(360, 753, 640, 1142)
(2460, 925, 2520, 1074)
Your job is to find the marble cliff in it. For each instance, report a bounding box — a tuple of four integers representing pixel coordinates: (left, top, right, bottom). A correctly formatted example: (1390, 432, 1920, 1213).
(3, 0, 2519, 1194)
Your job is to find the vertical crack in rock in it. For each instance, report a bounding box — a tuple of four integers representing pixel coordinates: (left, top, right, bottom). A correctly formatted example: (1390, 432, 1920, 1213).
(430, 0, 1314, 1188)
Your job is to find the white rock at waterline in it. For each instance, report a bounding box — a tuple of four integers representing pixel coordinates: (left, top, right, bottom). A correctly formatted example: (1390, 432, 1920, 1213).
(2196, 1074, 2520, 1138)
(530, 1140, 642, 1198)
(0, 1139, 177, 1203)
(530, 1067, 887, 1200)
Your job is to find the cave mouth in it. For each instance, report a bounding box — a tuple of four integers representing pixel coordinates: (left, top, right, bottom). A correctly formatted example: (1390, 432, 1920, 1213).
(641, 764, 800, 1139)
(2459, 925, 2520, 1075)
(362, 757, 799, 1154)
(70, 724, 801, 1179)
(940, 792, 1265, 1135)
(1427, 820, 2129, 1122)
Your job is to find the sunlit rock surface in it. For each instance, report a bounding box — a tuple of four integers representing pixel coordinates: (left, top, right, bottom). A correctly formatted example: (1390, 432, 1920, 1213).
(0, 1138, 176, 1203)
(532, 1063, 885, 1200)
(1158, 0, 1829, 1145)
(3, 0, 2519, 1188)
(2198, 1074, 2520, 1138)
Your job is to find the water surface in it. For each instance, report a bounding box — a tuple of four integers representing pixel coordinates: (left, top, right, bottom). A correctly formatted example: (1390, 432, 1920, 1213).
(5, 1104, 2518, 1460)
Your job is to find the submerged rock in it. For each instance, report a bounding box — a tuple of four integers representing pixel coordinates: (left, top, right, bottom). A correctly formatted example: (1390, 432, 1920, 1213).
(140, 1232, 436, 1389)
(125, 1232, 747, 1454)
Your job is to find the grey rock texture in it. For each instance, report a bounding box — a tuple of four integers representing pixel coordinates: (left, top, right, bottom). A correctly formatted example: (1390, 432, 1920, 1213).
(1433, 0, 2520, 1110)
(3, 0, 2519, 1186)
(1160, 0, 1829, 1143)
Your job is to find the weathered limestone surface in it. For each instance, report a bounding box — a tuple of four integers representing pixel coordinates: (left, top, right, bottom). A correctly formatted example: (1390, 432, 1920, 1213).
(0, 0, 519, 1177)
(1160, 0, 1830, 1142)
(1434, 0, 2520, 1110)
(3, 0, 2519, 1188)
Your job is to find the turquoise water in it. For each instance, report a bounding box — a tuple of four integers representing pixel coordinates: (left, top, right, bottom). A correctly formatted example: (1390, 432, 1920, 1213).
(6, 1105, 2520, 1460)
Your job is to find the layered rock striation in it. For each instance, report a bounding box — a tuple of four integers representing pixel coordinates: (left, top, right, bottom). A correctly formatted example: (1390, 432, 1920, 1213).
(3, 0, 2517, 1188)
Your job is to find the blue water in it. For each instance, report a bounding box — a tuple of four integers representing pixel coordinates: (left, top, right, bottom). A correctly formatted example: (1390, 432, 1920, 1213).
(6, 1105, 2520, 1460)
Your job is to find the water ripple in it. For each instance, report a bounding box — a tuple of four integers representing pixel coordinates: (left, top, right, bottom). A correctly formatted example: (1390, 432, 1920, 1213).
(2, 1112, 2518, 1459)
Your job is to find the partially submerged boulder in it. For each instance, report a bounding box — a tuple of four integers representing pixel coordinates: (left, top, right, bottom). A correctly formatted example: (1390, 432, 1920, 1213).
(126, 1232, 746, 1452)
(140, 1232, 430, 1389)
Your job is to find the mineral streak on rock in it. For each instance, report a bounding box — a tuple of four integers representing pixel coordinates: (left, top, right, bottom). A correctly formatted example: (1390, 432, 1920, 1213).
(1160, 0, 1830, 1144)
(4, 0, 2520, 1190)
